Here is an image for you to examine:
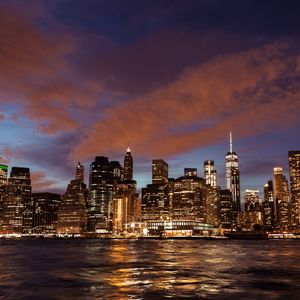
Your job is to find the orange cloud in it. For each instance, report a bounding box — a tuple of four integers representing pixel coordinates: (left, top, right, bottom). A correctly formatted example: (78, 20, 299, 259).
(72, 42, 300, 160)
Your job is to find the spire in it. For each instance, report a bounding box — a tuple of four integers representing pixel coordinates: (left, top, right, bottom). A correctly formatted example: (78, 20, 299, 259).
(127, 146, 131, 153)
(230, 131, 233, 153)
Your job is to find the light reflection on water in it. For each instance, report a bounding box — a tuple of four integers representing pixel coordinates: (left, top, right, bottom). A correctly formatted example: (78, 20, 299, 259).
(0, 239, 300, 299)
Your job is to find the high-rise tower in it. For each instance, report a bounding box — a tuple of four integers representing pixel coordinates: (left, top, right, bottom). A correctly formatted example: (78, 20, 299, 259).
(204, 160, 217, 187)
(225, 132, 241, 224)
(76, 162, 84, 183)
(289, 150, 300, 226)
(123, 147, 133, 181)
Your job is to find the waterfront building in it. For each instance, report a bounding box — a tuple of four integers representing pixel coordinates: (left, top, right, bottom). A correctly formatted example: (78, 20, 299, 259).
(113, 181, 139, 231)
(240, 189, 263, 229)
(204, 160, 217, 187)
(87, 156, 115, 233)
(274, 167, 290, 228)
(123, 147, 133, 181)
(142, 183, 169, 220)
(57, 162, 88, 235)
(172, 174, 207, 223)
(0, 167, 31, 234)
(220, 189, 233, 228)
(23, 192, 61, 234)
(152, 159, 168, 185)
(206, 185, 220, 227)
(225, 132, 241, 225)
(289, 150, 300, 227)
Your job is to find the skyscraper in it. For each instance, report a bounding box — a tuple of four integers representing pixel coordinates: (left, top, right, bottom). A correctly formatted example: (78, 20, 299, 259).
(87, 156, 114, 233)
(288, 150, 300, 226)
(225, 132, 241, 224)
(152, 159, 168, 185)
(23, 192, 61, 234)
(262, 180, 275, 229)
(204, 160, 217, 187)
(57, 162, 88, 235)
(0, 167, 31, 234)
(123, 147, 133, 181)
(273, 167, 290, 228)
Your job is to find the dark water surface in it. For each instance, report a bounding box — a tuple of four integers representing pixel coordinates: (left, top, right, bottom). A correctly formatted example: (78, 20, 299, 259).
(0, 239, 300, 299)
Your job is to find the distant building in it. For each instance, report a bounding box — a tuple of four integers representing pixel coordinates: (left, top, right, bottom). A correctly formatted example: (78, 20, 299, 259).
(57, 162, 88, 235)
(240, 189, 263, 229)
(172, 175, 207, 222)
(225, 132, 241, 224)
(87, 156, 115, 233)
(206, 185, 220, 227)
(23, 192, 61, 234)
(204, 160, 217, 187)
(220, 189, 233, 228)
(0, 164, 8, 186)
(273, 167, 290, 228)
(123, 147, 133, 181)
(262, 180, 275, 230)
(152, 159, 168, 185)
(0, 167, 31, 234)
(184, 168, 197, 177)
(289, 151, 300, 227)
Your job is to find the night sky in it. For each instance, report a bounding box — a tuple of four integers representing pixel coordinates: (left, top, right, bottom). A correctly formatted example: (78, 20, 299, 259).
(0, 0, 300, 199)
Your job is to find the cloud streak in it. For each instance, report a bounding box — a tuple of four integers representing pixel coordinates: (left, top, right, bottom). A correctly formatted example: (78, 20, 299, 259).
(72, 42, 300, 160)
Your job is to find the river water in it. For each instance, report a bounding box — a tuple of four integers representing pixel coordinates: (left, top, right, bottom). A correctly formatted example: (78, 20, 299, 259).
(0, 239, 299, 299)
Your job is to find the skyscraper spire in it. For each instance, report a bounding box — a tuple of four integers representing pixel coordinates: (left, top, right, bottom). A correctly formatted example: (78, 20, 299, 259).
(230, 131, 233, 153)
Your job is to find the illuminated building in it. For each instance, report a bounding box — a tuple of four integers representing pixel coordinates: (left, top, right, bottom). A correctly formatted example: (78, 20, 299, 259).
(262, 180, 275, 229)
(220, 189, 233, 228)
(240, 189, 263, 228)
(184, 168, 197, 177)
(225, 132, 241, 224)
(87, 156, 114, 233)
(172, 174, 206, 222)
(23, 193, 61, 234)
(206, 185, 220, 227)
(113, 182, 139, 231)
(273, 167, 290, 228)
(57, 162, 88, 235)
(142, 183, 168, 220)
(152, 159, 168, 185)
(0, 167, 31, 234)
(123, 147, 133, 181)
(0, 164, 8, 186)
(288, 150, 300, 226)
(204, 160, 217, 187)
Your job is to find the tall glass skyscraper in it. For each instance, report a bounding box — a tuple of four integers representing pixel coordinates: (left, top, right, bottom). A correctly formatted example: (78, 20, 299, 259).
(225, 132, 241, 223)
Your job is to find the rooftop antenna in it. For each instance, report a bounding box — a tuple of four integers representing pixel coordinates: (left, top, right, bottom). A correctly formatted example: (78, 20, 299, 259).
(230, 131, 233, 153)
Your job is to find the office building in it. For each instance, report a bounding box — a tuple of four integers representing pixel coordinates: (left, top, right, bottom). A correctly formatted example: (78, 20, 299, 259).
(0, 167, 31, 234)
(123, 147, 133, 181)
(225, 132, 241, 224)
(57, 162, 88, 235)
(23, 193, 61, 234)
(204, 160, 217, 187)
(152, 159, 168, 185)
(289, 151, 300, 226)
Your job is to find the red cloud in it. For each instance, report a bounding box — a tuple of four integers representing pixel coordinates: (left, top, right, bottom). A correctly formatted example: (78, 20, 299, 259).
(0, 5, 100, 134)
(72, 42, 300, 160)
(31, 171, 58, 192)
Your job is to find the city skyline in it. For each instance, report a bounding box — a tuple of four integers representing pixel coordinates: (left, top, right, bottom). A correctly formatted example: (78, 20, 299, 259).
(0, 1, 300, 195)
